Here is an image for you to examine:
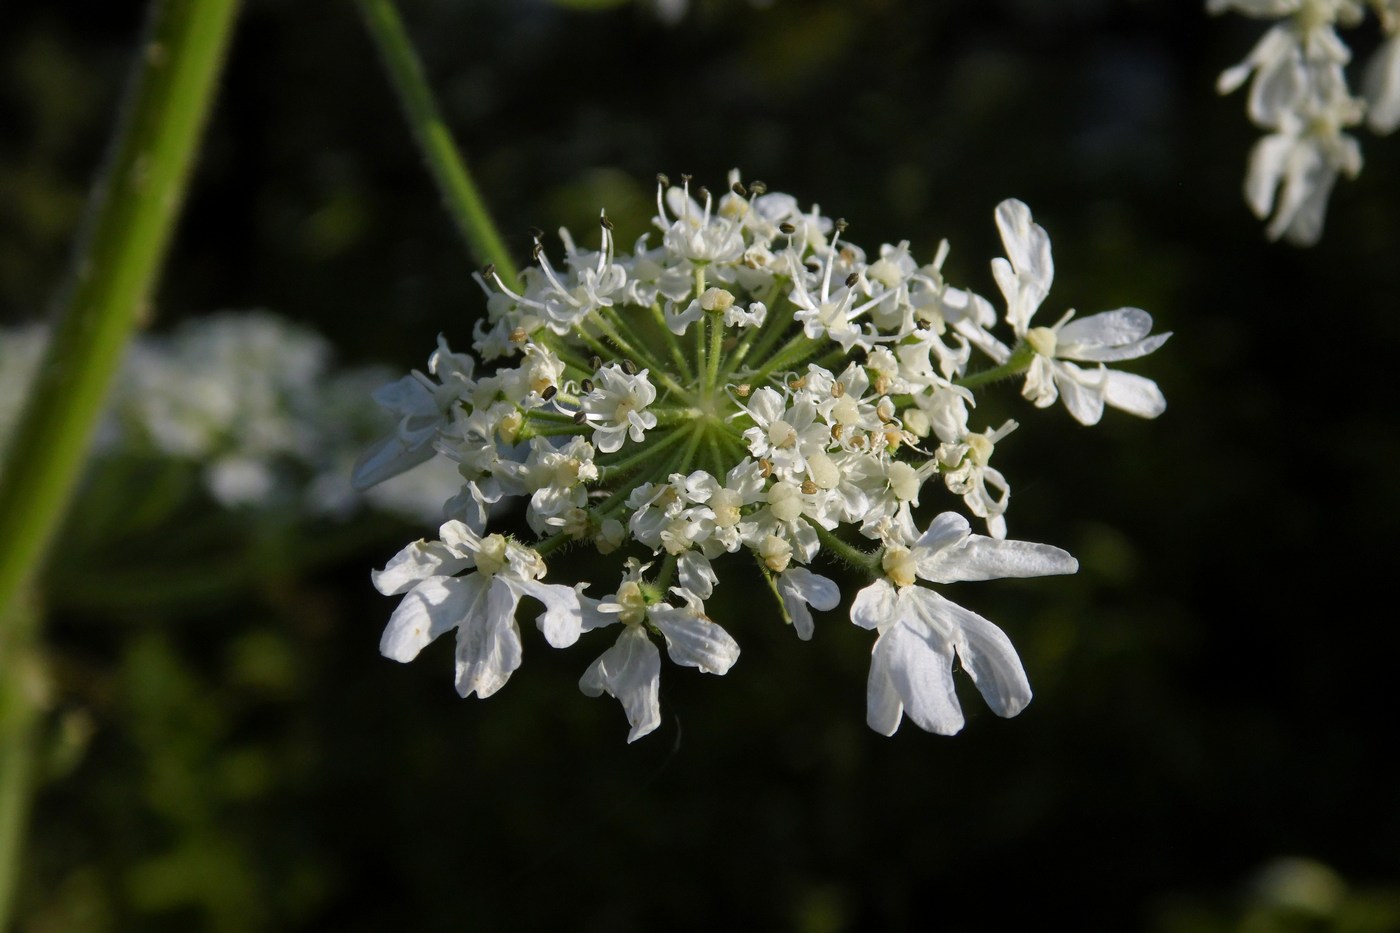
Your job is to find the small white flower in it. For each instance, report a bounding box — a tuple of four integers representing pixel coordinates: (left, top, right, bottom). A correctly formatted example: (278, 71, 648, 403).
(580, 566, 740, 742)
(851, 512, 1077, 736)
(991, 200, 1170, 424)
(353, 335, 475, 489)
(580, 363, 659, 453)
(374, 521, 582, 699)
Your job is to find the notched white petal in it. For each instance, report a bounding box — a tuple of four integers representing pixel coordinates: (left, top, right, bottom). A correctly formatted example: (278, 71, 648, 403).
(580, 626, 663, 742)
(379, 575, 480, 663)
(453, 580, 522, 699)
(508, 577, 584, 648)
(372, 539, 470, 596)
(884, 619, 964, 736)
(954, 610, 1033, 720)
(777, 567, 841, 641)
(650, 606, 740, 675)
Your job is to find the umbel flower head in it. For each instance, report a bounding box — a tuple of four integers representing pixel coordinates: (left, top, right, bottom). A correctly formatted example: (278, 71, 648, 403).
(357, 172, 1169, 742)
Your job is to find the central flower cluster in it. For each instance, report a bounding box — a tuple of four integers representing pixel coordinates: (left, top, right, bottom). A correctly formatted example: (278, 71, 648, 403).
(357, 172, 1168, 741)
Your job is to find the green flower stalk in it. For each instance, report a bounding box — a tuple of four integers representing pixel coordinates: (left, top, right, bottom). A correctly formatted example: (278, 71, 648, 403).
(0, 0, 240, 925)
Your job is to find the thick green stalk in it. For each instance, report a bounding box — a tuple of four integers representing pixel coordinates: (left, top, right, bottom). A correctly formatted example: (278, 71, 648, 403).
(356, 0, 519, 288)
(0, 2, 241, 925)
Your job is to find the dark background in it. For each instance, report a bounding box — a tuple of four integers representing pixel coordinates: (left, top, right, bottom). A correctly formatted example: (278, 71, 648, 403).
(3, 0, 1398, 930)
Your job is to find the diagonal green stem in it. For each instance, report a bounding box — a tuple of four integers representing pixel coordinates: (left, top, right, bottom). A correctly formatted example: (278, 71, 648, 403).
(356, 0, 519, 289)
(0, 0, 242, 926)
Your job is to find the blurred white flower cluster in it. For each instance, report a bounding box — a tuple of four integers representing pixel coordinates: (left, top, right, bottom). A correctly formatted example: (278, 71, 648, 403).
(358, 172, 1169, 741)
(0, 311, 459, 522)
(1211, 0, 1400, 244)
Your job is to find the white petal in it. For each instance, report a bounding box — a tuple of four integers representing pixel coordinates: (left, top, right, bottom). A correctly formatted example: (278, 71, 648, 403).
(578, 591, 616, 632)
(994, 200, 1054, 290)
(650, 606, 740, 675)
(912, 511, 971, 558)
(372, 540, 471, 596)
(954, 608, 1033, 719)
(1364, 34, 1400, 134)
(1103, 370, 1167, 419)
(865, 627, 905, 736)
(1244, 133, 1293, 221)
(507, 577, 583, 648)
(379, 575, 482, 663)
(850, 578, 898, 631)
(352, 433, 437, 490)
(1055, 308, 1171, 363)
(1054, 363, 1107, 426)
(677, 551, 717, 601)
(579, 626, 662, 742)
(453, 579, 522, 698)
(884, 616, 964, 736)
(919, 535, 1078, 584)
(777, 567, 840, 641)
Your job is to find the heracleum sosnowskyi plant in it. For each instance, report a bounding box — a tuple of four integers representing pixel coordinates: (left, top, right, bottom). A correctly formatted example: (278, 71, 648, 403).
(355, 173, 1171, 741)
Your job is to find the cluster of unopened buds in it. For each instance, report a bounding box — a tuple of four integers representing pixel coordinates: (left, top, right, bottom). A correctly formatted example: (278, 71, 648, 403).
(1211, 0, 1400, 244)
(355, 171, 1170, 741)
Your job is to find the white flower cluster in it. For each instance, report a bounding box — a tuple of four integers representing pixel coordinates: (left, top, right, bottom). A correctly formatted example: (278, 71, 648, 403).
(359, 172, 1169, 741)
(1211, 0, 1400, 244)
(0, 312, 459, 522)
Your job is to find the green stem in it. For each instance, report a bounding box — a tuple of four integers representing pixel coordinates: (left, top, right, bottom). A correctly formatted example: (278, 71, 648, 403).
(649, 302, 693, 381)
(813, 524, 881, 577)
(0, 1, 241, 925)
(745, 325, 844, 386)
(579, 315, 688, 398)
(705, 311, 723, 396)
(356, 0, 518, 289)
(954, 344, 1035, 390)
(596, 425, 689, 480)
(654, 553, 678, 593)
(721, 283, 791, 382)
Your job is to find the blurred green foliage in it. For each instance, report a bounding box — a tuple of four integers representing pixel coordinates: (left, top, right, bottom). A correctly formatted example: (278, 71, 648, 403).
(3, 0, 1399, 930)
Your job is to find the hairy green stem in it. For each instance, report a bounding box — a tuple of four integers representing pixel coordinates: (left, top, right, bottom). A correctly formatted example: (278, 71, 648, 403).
(954, 344, 1035, 390)
(0, 0, 241, 925)
(813, 525, 881, 577)
(356, 0, 518, 288)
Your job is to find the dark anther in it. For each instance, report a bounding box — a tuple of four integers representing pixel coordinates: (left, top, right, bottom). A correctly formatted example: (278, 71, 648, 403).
(573, 411, 588, 425)
(542, 385, 558, 401)
(483, 263, 496, 278)
(531, 243, 543, 262)
(528, 226, 545, 240)
(731, 181, 748, 197)
(845, 271, 860, 288)
(657, 173, 670, 187)
(697, 186, 711, 202)
(835, 218, 849, 232)
(581, 379, 594, 393)
(621, 358, 637, 375)
(749, 181, 767, 195)
(600, 214, 615, 231)
(779, 222, 796, 235)
(589, 354, 602, 370)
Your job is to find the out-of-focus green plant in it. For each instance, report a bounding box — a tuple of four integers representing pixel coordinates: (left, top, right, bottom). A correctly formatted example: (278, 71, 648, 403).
(0, 1, 241, 926)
